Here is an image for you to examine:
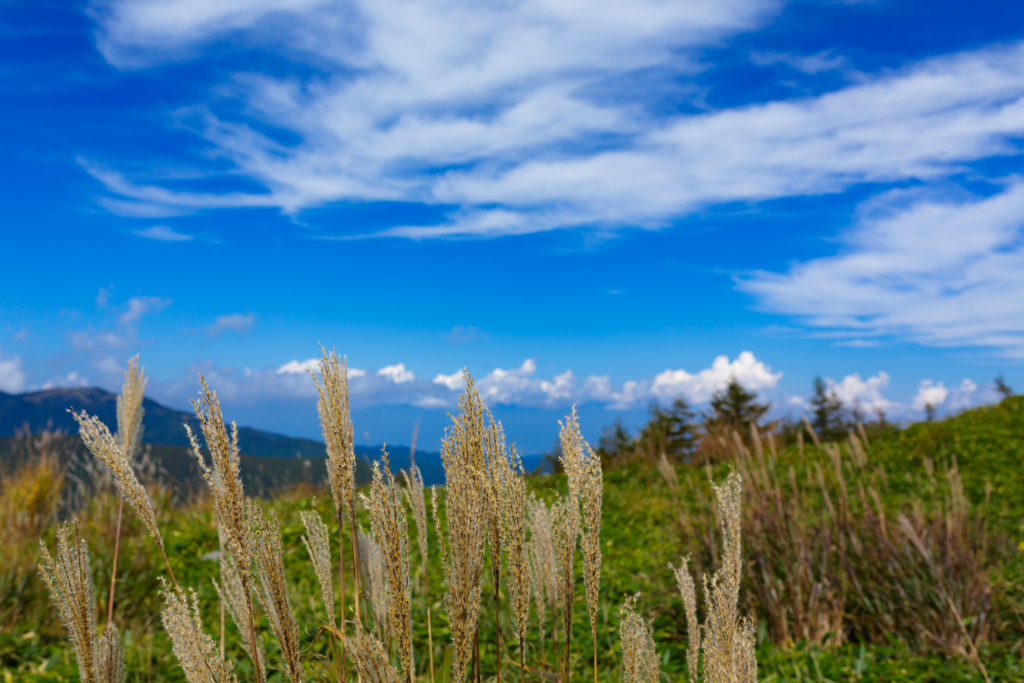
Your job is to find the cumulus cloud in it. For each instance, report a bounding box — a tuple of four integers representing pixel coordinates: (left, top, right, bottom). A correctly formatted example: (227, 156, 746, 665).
(913, 380, 950, 412)
(946, 378, 979, 412)
(207, 312, 256, 337)
(133, 225, 193, 241)
(805, 372, 991, 420)
(120, 295, 171, 324)
(0, 350, 27, 393)
(649, 351, 782, 404)
(433, 370, 464, 391)
(826, 372, 892, 413)
(430, 352, 781, 409)
(277, 358, 319, 375)
(378, 363, 414, 384)
(742, 181, 1024, 354)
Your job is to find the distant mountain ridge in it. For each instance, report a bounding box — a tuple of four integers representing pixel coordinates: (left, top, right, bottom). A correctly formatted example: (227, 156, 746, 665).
(0, 387, 541, 486)
(0, 387, 330, 459)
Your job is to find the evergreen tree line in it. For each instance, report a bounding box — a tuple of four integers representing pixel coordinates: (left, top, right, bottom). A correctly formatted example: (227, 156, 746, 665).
(581, 374, 1016, 463)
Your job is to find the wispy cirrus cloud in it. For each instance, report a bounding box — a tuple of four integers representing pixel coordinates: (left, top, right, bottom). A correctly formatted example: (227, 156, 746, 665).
(120, 295, 171, 324)
(133, 225, 193, 241)
(207, 312, 256, 338)
(740, 180, 1024, 354)
(83, 0, 1024, 240)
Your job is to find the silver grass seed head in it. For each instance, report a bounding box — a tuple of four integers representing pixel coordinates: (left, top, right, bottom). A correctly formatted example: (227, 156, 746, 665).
(337, 631, 403, 683)
(499, 443, 531, 641)
(187, 377, 250, 573)
(701, 471, 756, 683)
(670, 557, 700, 683)
(38, 520, 97, 683)
(213, 557, 266, 681)
(551, 494, 578, 627)
(249, 501, 304, 683)
(434, 374, 489, 683)
(116, 355, 147, 463)
(159, 579, 236, 683)
(71, 410, 163, 548)
(619, 595, 658, 683)
(358, 527, 390, 633)
(96, 624, 126, 683)
(526, 495, 559, 611)
(401, 464, 429, 567)
(363, 453, 414, 683)
(300, 509, 336, 625)
(579, 440, 604, 631)
(310, 346, 356, 522)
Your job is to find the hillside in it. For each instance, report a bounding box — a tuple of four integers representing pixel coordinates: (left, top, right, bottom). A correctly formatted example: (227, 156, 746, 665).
(4, 398, 1021, 682)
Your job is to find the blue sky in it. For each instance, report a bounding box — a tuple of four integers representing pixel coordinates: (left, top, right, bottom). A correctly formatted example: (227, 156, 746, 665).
(2, 0, 1023, 452)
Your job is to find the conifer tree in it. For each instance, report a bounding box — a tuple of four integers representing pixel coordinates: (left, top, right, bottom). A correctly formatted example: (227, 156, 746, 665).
(706, 378, 769, 432)
(638, 398, 696, 459)
(809, 376, 846, 442)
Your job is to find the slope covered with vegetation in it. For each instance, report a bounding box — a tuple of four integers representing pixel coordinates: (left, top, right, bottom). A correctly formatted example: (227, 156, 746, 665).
(2, 392, 1022, 683)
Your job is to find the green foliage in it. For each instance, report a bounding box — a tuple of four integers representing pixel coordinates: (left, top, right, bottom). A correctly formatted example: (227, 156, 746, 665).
(596, 419, 632, 463)
(810, 376, 847, 441)
(705, 379, 768, 432)
(636, 399, 697, 459)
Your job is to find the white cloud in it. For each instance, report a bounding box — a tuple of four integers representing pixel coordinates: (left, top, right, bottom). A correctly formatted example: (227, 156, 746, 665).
(649, 351, 782, 404)
(750, 50, 849, 74)
(207, 312, 256, 337)
(134, 225, 194, 241)
(0, 350, 27, 393)
(471, 359, 585, 406)
(742, 181, 1024, 354)
(378, 363, 414, 383)
(433, 370, 465, 391)
(120, 295, 171, 324)
(84, 3, 1024, 240)
(947, 378, 979, 412)
(913, 380, 949, 411)
(95, 286, 112, 308)
(432, 352, 781, 408)
(827, 372, 892, 412)
(277, 358, 319, 375)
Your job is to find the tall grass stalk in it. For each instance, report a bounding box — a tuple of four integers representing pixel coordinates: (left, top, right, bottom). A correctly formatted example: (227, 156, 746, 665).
(482, 413, 506, 683)
(250, 501, 305, 683)
(526, 495, 558, 672)
(363, 453, 414, 683)
(311, 346, 362, 660)
(107, 356, 147, 626)
(499, 444, 530, 683)
(433, 372, 488, 683)
(38, 520, 99, 683)
(555, 408, 586, 683)
(402, 462, 434, 683)
(185, 376, 262, 683)
(618, 595, 657, 683)
(159, 579, 234, 683)
(71, 403, 177, 590)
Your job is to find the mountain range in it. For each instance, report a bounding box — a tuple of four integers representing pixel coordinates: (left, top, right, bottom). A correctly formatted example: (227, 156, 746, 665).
(0, 387, 543, 489)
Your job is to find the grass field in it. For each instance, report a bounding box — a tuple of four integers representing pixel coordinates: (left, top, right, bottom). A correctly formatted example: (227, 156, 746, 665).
(2, 395, 1023, 683)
